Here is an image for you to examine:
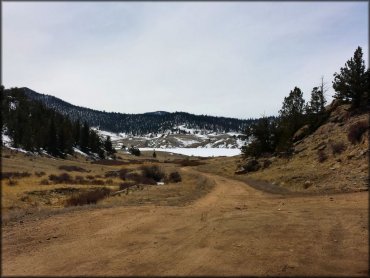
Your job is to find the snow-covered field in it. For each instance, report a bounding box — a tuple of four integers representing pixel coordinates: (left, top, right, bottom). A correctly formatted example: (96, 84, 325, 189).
(140, 148, 241, 157)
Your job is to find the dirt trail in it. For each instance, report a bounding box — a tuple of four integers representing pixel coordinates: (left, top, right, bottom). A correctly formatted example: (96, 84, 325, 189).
(2, 170, 368, 276)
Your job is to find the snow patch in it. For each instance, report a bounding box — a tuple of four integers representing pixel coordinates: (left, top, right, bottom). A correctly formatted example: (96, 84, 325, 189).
(139, 148, 240, 157)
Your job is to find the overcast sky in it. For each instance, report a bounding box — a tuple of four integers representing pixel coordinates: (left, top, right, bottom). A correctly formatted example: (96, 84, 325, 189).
(2, 2, 368, 119)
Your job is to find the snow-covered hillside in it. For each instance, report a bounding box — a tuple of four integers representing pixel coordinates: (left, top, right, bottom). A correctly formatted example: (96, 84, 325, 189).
(93, 125, 247, 150)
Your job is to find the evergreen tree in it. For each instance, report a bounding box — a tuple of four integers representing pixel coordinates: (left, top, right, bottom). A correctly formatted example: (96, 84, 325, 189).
(80, 121, 90, 152)
(241, 117, 277, 157)
(308, 86, 326, 115)
(333, 46, 369, 109)
(277, 87, 306, 152)
(104, 136, 116, 156)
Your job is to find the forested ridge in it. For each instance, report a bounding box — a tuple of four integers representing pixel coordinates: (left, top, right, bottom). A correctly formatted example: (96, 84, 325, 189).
(22, 88, 255, 135)
(1, 87, 115, 158)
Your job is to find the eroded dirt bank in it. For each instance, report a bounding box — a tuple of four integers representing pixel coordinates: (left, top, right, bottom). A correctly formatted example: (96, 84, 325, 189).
(2, 170, 368, 276)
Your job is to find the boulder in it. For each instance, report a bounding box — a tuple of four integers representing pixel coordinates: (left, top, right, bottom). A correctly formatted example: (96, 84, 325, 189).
(242, 159, 261, 172)
(292, 125, 310, 142)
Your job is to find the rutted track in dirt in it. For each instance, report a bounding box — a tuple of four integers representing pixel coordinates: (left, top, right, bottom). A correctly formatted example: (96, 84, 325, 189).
(2, 170, 368, 276)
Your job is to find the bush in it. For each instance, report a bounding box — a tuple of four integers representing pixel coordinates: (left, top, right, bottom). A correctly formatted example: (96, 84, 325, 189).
(119, 182, 136, 190)
(348, 121, 368, 144)
(48, 173, 73, 184)
(168, 171, 182, 183)
(104, 169, 129, 180)
(86, 175, 95, 180)
(330, 141, 346, 155)
(128, 147, 141, 156)
(317, 150, 328, 163)
(8, 179, 18, 186)
(140, 165, 166, 182)
(126, 172, 156, 185)
(65, 188, 111, 207)
(1, 171, 31, 180)
(58, 165, 89, 172)
(34, 171, 46, 177)
(40, 179, 50, 185)
(243, 159, 261, 172)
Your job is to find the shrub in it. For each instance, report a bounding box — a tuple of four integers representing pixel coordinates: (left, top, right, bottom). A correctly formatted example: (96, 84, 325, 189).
(128, 146, 141, 156)
(104, 169, 129, 180)
(1, 171, 31, 180)
(48, 173, 72, 184)
(348, 121, 368, 144)
(8, 179, 18, 186)
(119, 181, 136, 190)
(58, 165, 89, 172)
(86, 175, 95, 180)
(40, 179, 50, 185)
(242, 159, 261, 172)
(317, 150, 328, 163)
(65, 188, 111, 207)
(105, 179, 113, 185)
(34, 171, 46, 177)
(168, 171, 182, 183)
(126, 172, 156, 185)
(330, 141, 346, 155)
(140, 165, 166, 182)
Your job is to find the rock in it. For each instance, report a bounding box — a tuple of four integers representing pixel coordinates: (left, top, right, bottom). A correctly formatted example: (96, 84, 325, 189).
(242, 159, 261, 172)
(303, 180, 312, 189)
(315, 143, 327, 151)
(292, 125, 310, 142)
(234, 167, 247, 175)
(294, 144, 307, 154)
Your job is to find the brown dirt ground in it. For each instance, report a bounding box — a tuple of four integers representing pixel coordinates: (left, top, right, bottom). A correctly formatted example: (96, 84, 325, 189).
(2, 168, 368, 276)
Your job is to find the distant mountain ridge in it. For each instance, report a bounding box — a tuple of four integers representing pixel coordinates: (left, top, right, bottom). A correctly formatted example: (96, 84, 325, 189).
(22, 87, 257, 136)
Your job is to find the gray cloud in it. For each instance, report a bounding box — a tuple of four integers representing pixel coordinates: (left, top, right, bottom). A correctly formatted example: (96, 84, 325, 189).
(3, 2, 368, 118)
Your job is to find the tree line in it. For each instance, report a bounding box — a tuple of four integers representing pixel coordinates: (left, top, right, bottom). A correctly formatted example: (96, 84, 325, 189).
(22, 88, 256, 135)
(1, 87, 116, 158)
(242, 46, 369, 158)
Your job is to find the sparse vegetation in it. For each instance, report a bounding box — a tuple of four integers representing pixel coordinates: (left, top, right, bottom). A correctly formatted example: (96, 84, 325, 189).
(34, 171, 46, 177)
(7, 179, 18, 186)
(348, 121, 368, 144)
(104, 169, 129, 180)
(1, 171, 32, 180)
(330, 141, 346, 155)
(317, 150, 328, 163)
(58, 165, 89, 172)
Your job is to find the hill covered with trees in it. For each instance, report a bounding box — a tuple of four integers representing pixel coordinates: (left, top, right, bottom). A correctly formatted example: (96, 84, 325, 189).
(22, 88, 255, 136)
(1, 87, 115, 158)
(241, 46, 369, 159)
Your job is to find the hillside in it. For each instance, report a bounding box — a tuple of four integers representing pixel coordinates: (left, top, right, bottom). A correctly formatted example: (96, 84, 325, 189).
(202, 102, 368, 193)
(22, 87, 256, 135)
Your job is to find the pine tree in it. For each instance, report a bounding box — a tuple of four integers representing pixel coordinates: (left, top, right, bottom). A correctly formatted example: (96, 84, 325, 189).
(80, 122, 90, 152)
(308, 87, 326, 115)
(277, 87, 306, 152)
(104, 136, 116, 156)
(333, 46, 369, 109)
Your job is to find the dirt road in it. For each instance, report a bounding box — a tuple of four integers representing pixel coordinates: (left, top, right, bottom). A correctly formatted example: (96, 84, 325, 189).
(2, 171, 368, 276)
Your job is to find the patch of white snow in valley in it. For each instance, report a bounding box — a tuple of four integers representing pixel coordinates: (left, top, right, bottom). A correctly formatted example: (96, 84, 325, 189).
(92, 128, 125, 141)
(73, 147, 88, 157)
(139, 148, 240, 157)
(2, 133, 12, 147)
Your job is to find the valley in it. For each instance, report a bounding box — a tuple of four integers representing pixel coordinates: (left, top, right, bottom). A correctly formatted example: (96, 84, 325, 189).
(1, 146, 368, 276)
